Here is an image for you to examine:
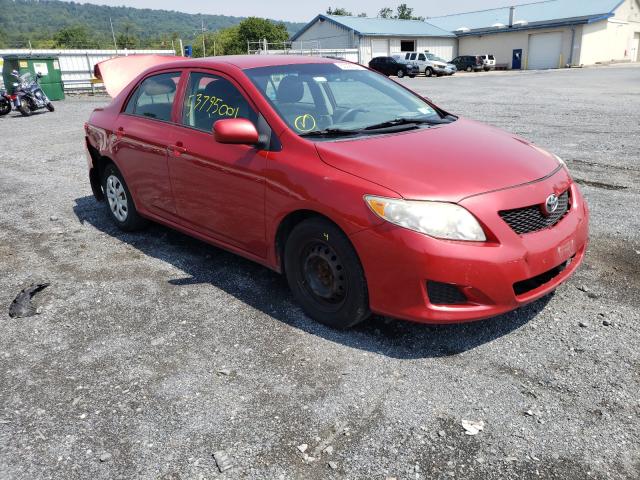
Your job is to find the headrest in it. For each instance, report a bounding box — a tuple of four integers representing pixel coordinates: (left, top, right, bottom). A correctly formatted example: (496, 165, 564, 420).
(142, 77, 176, 96)
(276, 76, 304, 103)
(202, 79, 241, 102)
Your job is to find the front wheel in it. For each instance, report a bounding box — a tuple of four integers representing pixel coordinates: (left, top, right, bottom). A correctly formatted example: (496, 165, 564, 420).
(284, 218, 370, 329)
(0, 99, 10, 116)
(18, 99, 32, 116)
(426, 68, 434, 77)
(466, 66, 472, 72)
(101, 164, 147, 231)
(397, 69, 405, 78)
(46, 102, 54, 112)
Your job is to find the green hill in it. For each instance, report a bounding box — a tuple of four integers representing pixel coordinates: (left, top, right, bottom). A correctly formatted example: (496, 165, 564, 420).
(0, 0, 305, 49)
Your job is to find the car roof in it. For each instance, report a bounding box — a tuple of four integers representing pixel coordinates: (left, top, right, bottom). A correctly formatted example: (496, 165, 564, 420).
(147, 55, 342, 71)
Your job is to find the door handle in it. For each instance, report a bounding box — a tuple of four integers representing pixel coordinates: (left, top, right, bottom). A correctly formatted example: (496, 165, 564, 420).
(115, 127, 124, 139)
(170, 143, 187, 156)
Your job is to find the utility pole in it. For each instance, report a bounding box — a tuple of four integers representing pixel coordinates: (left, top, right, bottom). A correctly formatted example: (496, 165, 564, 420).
(109, 17, 118, 54)
(201, 19, 207, 57)
(179, 38, 184, 57)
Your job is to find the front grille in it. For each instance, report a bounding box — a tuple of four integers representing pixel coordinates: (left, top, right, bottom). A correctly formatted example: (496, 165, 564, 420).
(499, 190, 570, 235)
(513, 258, 572, 296)
(427, 281, 467, 305)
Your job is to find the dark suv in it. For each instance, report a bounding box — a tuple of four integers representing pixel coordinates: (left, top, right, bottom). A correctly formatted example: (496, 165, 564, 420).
(368, 57, 418, 78)
(450, 56, 484, 72)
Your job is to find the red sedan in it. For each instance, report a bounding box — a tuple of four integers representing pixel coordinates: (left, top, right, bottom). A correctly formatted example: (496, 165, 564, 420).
(85, 55, 588, 328)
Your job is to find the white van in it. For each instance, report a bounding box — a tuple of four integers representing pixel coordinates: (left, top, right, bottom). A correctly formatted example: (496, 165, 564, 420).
(394, 52, 456, 77)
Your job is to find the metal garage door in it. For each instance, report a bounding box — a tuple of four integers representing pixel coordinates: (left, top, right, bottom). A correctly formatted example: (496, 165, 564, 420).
(528, 32, 562, 69)
(371, 38, 389, 58)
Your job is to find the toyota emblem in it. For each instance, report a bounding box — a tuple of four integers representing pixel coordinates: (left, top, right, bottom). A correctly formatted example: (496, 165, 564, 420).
(544, 194, 559, 216)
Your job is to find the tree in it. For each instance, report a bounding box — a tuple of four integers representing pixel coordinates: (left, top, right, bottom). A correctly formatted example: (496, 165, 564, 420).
(357, 13, 368, 17)
(234, 17, 290, 53)
(53, 25, 98, 48)
(116, 22, 139, 49)
(192, 26, 242, 57)
(396, 3, 424, 21)
(326, 7, 353, 16)
(378, 7, 393, 18)
(378, 4, 424, 21)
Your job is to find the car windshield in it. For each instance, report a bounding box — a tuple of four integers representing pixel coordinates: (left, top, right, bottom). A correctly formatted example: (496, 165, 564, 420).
(426, 53, 447, 62)
(244, 62, 447, 138)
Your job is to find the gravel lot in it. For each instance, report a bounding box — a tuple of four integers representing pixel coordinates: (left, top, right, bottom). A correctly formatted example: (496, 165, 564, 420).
(0, 64, 639, 480)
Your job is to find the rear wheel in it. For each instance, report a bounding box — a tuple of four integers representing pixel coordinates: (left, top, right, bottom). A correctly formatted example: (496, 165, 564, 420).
(18, 99, 32, 116)
(466, 66, 472, 72)
(397, 69, 405, 78)
(284, 218, 370, 329)
(101, 163, 147, 231)
(46, 102, 54, 112)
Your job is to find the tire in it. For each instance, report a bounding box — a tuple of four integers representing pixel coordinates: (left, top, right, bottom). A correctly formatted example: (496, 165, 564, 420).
(46, 102, 54, 112)
(466, 66, 472, 72)
(0, 99, 10, 116)
(284, 218, 370, 329)
(397, 69, 405, 78)
(426, 68, 434, 77)
(18, 99, 32, 117)
(101, 163, 147, 231)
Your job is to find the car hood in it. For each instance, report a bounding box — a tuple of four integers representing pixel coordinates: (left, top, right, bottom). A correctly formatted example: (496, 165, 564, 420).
(315, 117, 561, 202)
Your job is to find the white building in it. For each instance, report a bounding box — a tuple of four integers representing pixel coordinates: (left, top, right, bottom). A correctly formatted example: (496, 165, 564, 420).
(292, 0, 640, 69)
(428, 0, 640, 69)
(290, 14, 457, 65)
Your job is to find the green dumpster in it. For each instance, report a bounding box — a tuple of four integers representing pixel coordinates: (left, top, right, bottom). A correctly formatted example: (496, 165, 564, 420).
(2, 55, 65, 101)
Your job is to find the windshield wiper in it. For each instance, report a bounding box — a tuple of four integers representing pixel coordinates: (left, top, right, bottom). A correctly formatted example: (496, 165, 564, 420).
(299, 128, 362, 138)
(362, 117, 451, 131)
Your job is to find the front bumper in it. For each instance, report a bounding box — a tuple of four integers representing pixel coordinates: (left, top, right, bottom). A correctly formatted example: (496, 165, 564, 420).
(350, 171, 589, 324)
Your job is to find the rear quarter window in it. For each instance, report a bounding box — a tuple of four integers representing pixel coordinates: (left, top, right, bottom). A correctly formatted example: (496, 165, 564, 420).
(124, 72, 180, 122)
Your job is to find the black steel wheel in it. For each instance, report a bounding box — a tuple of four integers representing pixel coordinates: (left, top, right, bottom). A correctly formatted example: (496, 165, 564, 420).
(46, 102, 55, 112)
(284, 218, 370, 329)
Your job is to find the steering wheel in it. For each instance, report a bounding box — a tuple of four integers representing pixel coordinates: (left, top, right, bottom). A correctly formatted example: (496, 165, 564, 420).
(335, 108, 368, 124)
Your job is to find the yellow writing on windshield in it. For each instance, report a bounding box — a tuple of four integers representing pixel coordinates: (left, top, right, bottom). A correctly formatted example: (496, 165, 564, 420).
(294, 114, 317, 132)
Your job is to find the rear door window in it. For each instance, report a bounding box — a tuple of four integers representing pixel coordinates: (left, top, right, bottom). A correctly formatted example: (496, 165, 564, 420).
(124, 72, 180, 122)
(181, 72, 257, 133)
(409, 53, 417, 61)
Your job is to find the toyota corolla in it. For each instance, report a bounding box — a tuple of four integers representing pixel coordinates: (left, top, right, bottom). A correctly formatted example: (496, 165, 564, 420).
(85, 55, 588, 329)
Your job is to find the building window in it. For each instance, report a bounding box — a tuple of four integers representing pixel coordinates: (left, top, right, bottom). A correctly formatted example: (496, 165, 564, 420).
(400, 40, 415, 52)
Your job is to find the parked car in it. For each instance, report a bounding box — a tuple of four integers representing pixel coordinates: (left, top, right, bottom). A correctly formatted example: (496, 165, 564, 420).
(86, 55, 588, 329)
(403, 52, 456, 77)
(368, 56, 418, 78)
(479, 54, 496, 71)
(450, 55, 484, 72)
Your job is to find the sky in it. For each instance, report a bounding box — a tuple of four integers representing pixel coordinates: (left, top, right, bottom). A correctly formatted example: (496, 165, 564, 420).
(65, 0, 538, 22)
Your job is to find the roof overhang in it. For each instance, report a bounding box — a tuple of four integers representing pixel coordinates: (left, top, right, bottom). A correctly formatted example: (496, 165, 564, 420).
(454, 13, 614, 37)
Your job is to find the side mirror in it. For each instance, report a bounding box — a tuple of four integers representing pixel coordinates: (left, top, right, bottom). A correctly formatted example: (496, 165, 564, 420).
(213, 118, 259, 145)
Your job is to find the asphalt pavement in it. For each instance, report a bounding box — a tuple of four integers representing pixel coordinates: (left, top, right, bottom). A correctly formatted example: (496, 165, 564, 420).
(0, 64, 639, 479)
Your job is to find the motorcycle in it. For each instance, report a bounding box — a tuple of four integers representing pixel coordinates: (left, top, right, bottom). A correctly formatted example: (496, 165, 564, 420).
(10, 70, 54, 117)
(0, 88, 11, 116)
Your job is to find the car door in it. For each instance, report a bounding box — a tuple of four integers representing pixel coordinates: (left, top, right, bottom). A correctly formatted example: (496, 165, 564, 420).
(166, 70, 267, 256)
(115, 71, 182, 216)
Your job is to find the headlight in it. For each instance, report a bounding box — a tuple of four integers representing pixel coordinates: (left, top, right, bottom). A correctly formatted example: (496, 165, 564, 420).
(364, 195, 486, 241)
